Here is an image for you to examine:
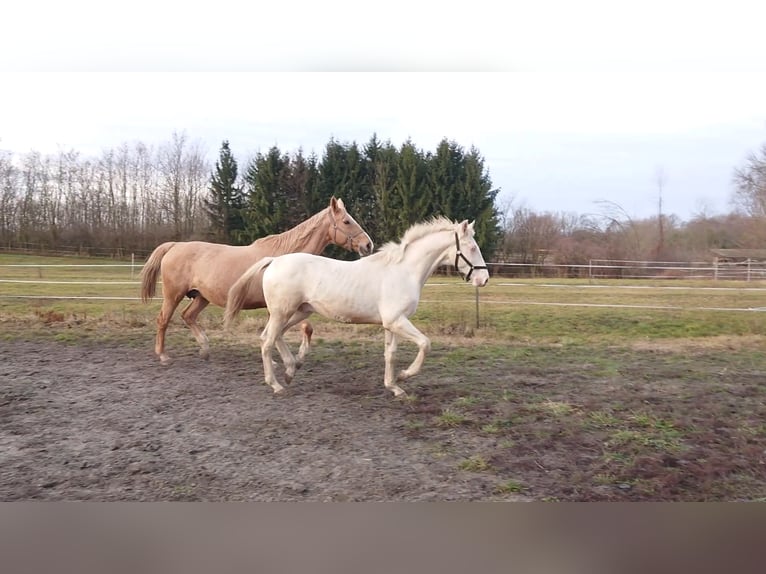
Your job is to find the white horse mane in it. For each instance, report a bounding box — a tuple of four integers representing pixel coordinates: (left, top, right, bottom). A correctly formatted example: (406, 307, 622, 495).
(370, 216, 460, 265)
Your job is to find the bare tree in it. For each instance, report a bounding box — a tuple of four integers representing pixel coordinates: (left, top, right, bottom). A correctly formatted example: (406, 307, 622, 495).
(732, 142, 766, 218)
(0, 150, 19, 246)
(503, 207, 562, 263)
(593, 199, 646, 260)
(156, 131, 209, 240)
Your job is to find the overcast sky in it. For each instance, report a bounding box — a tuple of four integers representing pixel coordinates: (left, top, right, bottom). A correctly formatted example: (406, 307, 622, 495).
(2, 1, 765, 222)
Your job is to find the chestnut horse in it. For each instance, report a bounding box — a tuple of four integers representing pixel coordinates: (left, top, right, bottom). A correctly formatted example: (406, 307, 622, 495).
(224, 217, 489, 397)
(141, 196, 373, 364)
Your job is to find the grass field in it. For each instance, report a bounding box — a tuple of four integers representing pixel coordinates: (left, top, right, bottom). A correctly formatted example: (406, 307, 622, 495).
(2, 253, 766, 500)
(2, 252, 765, 344)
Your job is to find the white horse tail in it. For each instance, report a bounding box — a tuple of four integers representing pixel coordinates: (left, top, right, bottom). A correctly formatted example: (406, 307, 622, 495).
(140, 242, 176, 303)
(224, 257, 275, 329)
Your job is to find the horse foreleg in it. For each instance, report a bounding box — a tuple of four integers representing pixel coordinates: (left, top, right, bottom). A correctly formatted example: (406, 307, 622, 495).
(387, 317, 431, 395)
(382, 329, 405, 397)
(155, 295, 183, 365)
(181, 296, 210, 359)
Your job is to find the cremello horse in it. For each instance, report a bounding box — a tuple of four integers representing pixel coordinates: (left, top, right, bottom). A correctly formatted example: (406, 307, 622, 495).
(141, 196, 373, 364)
(224, 217, 489, 397)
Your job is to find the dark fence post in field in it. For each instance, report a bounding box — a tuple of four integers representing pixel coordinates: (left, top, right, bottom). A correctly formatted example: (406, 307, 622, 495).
(475, 286, 480, 329)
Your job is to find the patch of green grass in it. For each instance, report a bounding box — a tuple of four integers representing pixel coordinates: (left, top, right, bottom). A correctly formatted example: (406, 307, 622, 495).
(405, 420, 425, 431)
(607, 426, 684, 454)
(496, 479, 525, 494)
(481, 422, 502, 434)
(585, 410, 621, 429)
(586, 356, 623, 377)
(602, 451, 632, 464)
(593, 473, 617, 486)
(500, 389, 517, 402)
(454, 395, 480, 408)
(435, 408, 469, 428)
(52, 331, 81, 343)
(536, 399, 577, 417)
(458, 455, 490, 472)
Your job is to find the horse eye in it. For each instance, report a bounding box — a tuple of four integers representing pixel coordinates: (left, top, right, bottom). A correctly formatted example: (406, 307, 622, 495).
(343, 219, 351, 225)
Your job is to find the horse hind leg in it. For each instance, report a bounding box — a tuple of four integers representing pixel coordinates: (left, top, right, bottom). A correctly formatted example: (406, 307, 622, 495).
(262, 308, 313, 390)
(297, 321, 314, 367)
(260, 315, 288, 394)
(155, 294, 184, 365)
(180, 296, 211, 359)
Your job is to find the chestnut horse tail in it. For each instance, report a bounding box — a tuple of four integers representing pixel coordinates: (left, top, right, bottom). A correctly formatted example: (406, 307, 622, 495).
(140, 242, 176, 303)
(223, 257, 275, 329)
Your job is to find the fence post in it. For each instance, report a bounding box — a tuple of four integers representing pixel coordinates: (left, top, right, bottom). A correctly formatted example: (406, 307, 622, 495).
(475, 286, 480, 329)
(131, 253, 135, 279)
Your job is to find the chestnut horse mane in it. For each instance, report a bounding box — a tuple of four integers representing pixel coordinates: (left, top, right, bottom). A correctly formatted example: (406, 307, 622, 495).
(252, 206, 331, 253)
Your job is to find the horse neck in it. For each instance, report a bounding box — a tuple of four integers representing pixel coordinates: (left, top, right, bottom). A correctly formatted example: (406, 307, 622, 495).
(250, 208, 330, 255)
(402, 229, 455, 285)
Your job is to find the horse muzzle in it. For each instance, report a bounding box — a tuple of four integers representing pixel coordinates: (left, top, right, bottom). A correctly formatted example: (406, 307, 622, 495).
(356, 237, 374, 256)
(471, 270, 490, 287)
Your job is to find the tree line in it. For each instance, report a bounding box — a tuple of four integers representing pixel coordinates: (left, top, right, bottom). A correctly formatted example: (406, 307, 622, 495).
(204, 134, 501, 259)
(1, 131, 764, 264)
(0, 132, 501, 259)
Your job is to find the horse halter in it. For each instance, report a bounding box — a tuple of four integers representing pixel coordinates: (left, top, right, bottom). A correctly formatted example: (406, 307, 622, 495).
(329, 211, 366, 250)
(454, 232, 488, 282)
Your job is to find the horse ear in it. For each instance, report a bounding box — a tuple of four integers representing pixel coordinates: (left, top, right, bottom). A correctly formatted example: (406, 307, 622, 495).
(330, 196, 339, 213)
(459, 220, 469, 235)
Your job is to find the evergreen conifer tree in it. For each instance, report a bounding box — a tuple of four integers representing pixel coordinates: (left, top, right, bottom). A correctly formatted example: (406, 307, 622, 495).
(204, 140, 245, 243)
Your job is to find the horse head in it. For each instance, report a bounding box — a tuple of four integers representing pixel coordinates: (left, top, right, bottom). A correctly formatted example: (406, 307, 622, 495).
(453, 220, 490, 287)
(327, 196, 374, 256)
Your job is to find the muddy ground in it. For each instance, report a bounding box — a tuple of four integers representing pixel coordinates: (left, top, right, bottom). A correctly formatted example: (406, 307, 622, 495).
(0, 336, 528, 501)
(2, 332, 765, 501)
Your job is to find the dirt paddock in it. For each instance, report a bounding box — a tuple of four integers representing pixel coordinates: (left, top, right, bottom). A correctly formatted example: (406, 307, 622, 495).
(0, 338, 526, 501)
(2, 332, 765, 501)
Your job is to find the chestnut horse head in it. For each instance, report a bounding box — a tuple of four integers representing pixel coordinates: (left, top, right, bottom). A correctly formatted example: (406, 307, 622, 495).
(324, 196, 373, 256)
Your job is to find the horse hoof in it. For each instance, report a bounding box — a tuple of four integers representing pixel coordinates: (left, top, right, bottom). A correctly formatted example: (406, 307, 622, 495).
(159, 356, 172, 366)
(199, 350, 210, 360)
(392, 387, 407, 398)
(272, 385, 286, 395)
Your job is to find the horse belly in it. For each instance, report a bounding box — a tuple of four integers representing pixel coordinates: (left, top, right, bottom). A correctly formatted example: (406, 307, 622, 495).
(312, 301, 379, 324)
